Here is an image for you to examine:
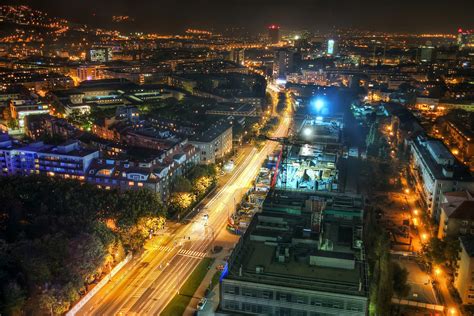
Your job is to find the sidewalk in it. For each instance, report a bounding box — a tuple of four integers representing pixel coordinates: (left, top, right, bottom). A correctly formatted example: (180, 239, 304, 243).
(183, 229, 240, 316)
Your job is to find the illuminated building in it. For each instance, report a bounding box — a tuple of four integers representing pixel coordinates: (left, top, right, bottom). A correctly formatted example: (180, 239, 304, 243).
(327, 39, 335, 55)
(87, 47, 112, 63)
(437, 191, 474, 239)
(273, 49, 295, 79)
(189, 120, 233, 164)
(419, 45, 435, 62)
(457, 28, 474, 50)
(9, 99, 50, 129)
(220, 190, 368, 315)
(455, 236, 474, 304)
(76, 65, 105, 81)
(228, 48, 245, 66)
(409, 135, 474, 220)
(268, 25, 280, 44)
(0, 138, 99, 179)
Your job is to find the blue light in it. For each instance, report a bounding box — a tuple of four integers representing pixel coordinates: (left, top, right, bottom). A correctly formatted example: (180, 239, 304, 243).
(311, 98, 325, 111)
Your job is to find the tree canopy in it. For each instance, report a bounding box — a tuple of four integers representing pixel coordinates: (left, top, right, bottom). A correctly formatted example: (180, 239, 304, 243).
(0, 176, 166, 315)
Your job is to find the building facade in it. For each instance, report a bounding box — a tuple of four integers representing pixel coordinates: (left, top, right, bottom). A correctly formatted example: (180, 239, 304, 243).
(189, 120, 232, 164)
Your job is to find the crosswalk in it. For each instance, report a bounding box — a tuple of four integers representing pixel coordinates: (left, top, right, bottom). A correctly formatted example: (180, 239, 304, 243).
(150, 245, 207, 259)
(150, 245, 173, 252)
(178, 248, 207, 259)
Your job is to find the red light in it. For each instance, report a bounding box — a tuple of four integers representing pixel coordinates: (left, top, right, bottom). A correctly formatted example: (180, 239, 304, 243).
(269, 25, 279, 30)
(458, 28, 463, 33)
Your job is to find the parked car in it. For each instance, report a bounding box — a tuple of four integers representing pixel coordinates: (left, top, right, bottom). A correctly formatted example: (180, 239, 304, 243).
(197, 297, 207, 310)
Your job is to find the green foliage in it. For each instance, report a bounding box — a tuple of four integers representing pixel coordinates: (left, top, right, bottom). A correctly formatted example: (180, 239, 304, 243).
(168, 164, 217, 217)
(0, 176, 166, 315)
(161, 257, 214, 316)
(423, 237, 461, 268)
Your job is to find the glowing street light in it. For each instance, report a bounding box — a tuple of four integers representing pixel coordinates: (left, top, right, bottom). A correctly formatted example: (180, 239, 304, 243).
(434, 266, 441, 276)
(303, 127, 312, 137)
(413, 209, 419, 216)
(449, 307, 457, 315)
(421, 233, 428, 241)
(404, 188, 410, 194)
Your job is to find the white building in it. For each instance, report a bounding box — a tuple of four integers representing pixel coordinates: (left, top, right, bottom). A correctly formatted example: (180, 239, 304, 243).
(410, 135, 474, 220)
(189, 120, 233, 164)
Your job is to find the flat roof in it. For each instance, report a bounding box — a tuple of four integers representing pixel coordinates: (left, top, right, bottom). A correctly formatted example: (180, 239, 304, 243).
(227, 239, 367, 297)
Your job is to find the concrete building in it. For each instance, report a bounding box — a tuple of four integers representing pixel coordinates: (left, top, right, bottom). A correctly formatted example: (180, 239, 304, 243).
(268, 25, 280, 44)
(443, 120, 474, 171)
(273, 49, 296, 79)
(189, 120, 232, 164)
(437, 191, 474, 239)
(86, 144, 199, 200)
(409, 135, 474, 220)
(9, 98, 50, 129)
(0, 138, 98, 180)
(455, 236, 474, 304)
(219, 190, 368, 316)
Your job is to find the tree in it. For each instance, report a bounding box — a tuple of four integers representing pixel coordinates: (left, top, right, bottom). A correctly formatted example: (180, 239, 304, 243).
(1, 281, 25, 316)
(392, 262, 411, 299)
(172, 176, 192, 193)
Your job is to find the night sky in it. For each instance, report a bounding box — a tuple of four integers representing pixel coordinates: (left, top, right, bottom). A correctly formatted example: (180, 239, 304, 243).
(11, 0, 474, 34)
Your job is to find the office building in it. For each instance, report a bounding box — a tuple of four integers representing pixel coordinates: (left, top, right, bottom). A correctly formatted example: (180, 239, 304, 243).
(268, 25, 280, 44)
(219, 190, 368, 316)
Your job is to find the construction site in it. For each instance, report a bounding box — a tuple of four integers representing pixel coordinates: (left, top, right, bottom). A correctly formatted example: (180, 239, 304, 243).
(271, 111, 344, 193)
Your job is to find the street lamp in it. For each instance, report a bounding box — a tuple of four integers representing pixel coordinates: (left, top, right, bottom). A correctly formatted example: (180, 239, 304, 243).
(421, 233, 428, 242)
(413, 209, 419, 216)
(434, 266, 441, 276)
(449, 307, 457, 315)
(404, 188, 410, 194)
(303, 127, 312, 137)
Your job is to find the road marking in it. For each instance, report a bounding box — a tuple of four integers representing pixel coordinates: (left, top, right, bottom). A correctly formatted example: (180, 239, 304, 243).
(178, 249, 207, 258)
(149, 245, 172, 252)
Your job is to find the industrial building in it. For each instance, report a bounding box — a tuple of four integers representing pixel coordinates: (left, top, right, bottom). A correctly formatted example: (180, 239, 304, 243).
(219, 190, 368, 316)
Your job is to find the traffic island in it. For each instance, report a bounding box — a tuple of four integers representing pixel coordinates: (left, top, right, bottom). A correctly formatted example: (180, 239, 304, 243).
(161, 257, 214, 316)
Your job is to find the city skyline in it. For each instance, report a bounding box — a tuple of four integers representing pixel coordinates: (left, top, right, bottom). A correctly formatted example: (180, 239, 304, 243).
(9, 0, 474, 34)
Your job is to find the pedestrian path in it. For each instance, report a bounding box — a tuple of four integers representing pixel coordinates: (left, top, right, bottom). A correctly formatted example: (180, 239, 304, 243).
(178, 249, 207, 259)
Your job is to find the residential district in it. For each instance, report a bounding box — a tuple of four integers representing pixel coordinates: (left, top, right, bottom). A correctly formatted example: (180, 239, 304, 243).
(0, 4, 473, 316)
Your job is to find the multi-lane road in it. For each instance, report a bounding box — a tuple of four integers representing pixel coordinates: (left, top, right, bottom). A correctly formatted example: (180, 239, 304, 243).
(77, 115, 290, 315)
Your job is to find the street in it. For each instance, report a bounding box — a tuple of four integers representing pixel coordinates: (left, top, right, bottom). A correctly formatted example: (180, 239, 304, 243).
(76, 116, 291, 315)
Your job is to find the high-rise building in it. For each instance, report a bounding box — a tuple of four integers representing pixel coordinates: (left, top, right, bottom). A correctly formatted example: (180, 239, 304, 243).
(228, 49, 245, 65)
(419, 45, 435, 63)
(268, 25, 280, 44)
(327, 39, 336, 55)
(457, 29, 474, 50)
(273, 48, 295, 79)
